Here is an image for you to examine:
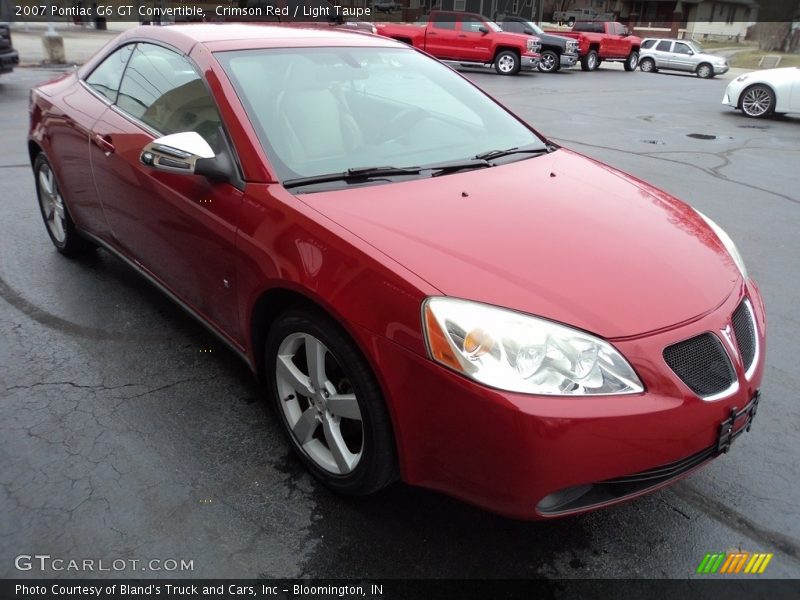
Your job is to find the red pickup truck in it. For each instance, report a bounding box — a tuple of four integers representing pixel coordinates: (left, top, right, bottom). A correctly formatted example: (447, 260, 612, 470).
(376, 11, 541, 75)
(548, 21, 641, 72)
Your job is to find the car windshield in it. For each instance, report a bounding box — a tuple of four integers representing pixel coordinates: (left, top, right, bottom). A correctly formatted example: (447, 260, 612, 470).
(688, 41, 704, 53)
(216, 46, 545, 185)
(524, 21, 544, 35)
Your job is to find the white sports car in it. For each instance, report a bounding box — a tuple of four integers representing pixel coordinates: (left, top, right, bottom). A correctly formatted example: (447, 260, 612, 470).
(722, 67, 800, 118)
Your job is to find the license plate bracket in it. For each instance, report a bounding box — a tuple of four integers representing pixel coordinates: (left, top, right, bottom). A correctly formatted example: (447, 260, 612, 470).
(717, 390, 760, 455)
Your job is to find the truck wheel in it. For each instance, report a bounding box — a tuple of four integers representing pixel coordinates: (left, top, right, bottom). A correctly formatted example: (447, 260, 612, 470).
(537, 50, 560, 73)
(495, 50, 520, 75)
(640, 57, 656, 73)
(581, 50, 599, 71)
(624, 51, 639, 71)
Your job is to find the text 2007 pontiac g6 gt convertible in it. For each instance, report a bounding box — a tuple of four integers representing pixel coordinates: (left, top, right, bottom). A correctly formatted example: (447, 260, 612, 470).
(28, 24, 765, 519)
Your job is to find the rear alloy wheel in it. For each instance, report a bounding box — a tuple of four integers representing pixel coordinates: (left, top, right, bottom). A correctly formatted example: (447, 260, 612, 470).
(741, 84, 775, 118)
(624, 51, 639, 71)
(640, 57, 656, 73)
(538, 50, 560, 73)
(495, 50, 520, 75)
(34, 154, 94, 257)
(581, 50, 599, 71)
(696, 63, 714, 79)
(266, 309, 398, 495)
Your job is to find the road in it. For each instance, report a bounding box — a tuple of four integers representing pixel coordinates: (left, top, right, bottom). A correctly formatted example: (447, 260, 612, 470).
(1, 64, 799, 579)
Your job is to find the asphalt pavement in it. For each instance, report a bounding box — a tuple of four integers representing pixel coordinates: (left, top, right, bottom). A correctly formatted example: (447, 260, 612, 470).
(1, 64, 799, 579)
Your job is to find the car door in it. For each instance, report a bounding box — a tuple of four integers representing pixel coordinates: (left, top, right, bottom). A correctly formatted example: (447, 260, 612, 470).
(89, 42, 244, 342)
(670, 41, 695, 72)
(653, 40, 673, 68)
(426, 12, 461, 59)
(791, 73, 800, 111)
(46, 47, 135, 240)
(456, 15, 493, 62)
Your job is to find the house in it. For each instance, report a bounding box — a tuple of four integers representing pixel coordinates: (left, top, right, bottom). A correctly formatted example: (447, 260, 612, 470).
(622, 0, 759, 41)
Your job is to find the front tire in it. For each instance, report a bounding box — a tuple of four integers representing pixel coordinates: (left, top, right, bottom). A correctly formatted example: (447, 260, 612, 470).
(581, 50, 599, 71)
(624, 51, 639, 71)
(740, 84, 775, 118)
(537, 49, 560, 73)
(495, 50, 521, 75)
(265, 308, 398, 496)
(33, 154, 94, 257)
(640, 57, 656, 73)
(696, 63, 714, 79)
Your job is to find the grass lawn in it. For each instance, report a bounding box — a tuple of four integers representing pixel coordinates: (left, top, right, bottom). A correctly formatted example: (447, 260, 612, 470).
(730, 50, 800, 69)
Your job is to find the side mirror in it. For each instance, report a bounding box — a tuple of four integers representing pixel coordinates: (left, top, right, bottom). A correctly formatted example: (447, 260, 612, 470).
(141, 130, 236, 184)
(478, 26, 489, 34)
(523, 27, 534, 35)
(140, 132, 214, 175)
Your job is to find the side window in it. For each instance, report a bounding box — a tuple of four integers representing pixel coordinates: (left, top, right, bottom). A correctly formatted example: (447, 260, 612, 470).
(461, 16, 486, 33)
(432, 13, 456, 29)
(656, 40, 673, 52)
(674, 42, 692, 55)
(85, 45, 134, 102)
(117, 43, 221, 147)
(502, 21, 523, 33)
(641, 39, 656, 49)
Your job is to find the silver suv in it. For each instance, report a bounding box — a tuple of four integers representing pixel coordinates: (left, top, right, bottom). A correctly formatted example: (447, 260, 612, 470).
(639, 38, 729, 79)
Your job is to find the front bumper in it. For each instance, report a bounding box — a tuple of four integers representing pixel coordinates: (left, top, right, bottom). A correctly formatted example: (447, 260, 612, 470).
(714, 63, 729, 74)
(560, 52, 579, 68)
(0, 50, 19, 74)
(351, 280, 765, 520)
(521, 54, 541, 70)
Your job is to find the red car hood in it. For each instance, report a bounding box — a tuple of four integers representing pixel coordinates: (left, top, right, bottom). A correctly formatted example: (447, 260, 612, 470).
(297, 149, 739, 338)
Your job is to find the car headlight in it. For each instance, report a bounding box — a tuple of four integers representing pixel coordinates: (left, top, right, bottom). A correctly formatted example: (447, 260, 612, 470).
(694, 209, 748, 279)
(422, 298, 644, 396)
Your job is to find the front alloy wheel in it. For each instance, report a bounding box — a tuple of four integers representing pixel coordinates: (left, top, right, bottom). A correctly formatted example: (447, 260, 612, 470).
(697, 63, 714, 79)
(581, 50, 599, 71)
(741, 84, 775, 118)
(538, 50, 559, 73)
(640, 58, 656, 73)
(34, 154, 93, 256)
(624, 51, 639, 71)
(495, 50, 520, 75)
(266, 309, 398, 495)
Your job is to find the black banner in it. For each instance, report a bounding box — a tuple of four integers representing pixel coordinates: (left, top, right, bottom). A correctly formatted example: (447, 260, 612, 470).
(2, 579, 800, 600)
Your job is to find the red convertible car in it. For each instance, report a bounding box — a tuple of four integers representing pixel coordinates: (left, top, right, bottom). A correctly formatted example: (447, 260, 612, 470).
(28, 24, 765, 519)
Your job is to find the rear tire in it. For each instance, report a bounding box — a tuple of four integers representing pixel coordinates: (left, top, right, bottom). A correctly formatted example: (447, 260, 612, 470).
(580, 50, 599, 71)
(494, 50, 521, 75)
(640, 57, 656, 73)
(33, 154, 94, 257)
(265, 308, 398, 496)
(624, 51, 639, 71)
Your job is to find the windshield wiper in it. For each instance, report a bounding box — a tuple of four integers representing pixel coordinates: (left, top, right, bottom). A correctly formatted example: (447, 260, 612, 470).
(283, 166, 422, 189)
(427, 158, 492, 177)
(474, 145, 555, 161)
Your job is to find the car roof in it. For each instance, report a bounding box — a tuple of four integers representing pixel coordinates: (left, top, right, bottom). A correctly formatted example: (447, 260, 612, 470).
(114, 23, 402, 54)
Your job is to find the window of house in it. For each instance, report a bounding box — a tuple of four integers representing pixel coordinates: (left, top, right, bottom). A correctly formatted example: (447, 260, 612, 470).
(85, 44, 134, 102)
(453, 0, 465, 11)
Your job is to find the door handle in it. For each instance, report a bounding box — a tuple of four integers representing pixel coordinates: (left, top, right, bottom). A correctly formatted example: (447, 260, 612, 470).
(458, 34, 467, 38)
(94, 134, 115, 155)
(428, 31, 437, 35)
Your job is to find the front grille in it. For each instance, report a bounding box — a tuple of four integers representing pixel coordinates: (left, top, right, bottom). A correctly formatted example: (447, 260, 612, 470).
(732, 301, 756, 374)
(663, 333, 736, 397)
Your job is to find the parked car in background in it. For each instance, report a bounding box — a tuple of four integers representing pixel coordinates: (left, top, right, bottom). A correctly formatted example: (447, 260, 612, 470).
(639, 38, 728, 78)
(552, 7, 613, 26)
(29, 23, 765, 521)
(549, 21, 641, 71)
(497, 16, 579, 73)
(0, 22, 19, 76)
(372, 0, 402, 13)
(377, 11, 541, 75)
(723, 67, 800, 118)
